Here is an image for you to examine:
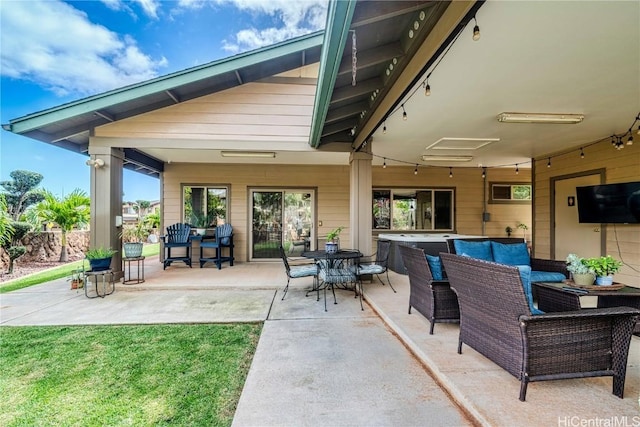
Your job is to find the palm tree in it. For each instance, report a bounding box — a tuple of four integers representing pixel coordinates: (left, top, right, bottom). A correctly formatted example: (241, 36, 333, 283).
(0, 194, 14, 247)
(35, 189, 90, 262)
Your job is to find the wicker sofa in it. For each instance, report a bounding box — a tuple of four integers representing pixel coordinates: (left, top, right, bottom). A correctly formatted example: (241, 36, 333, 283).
(440, 252, 639, 401)
(445, 237, 569, 280)
(399, 245, 459, 334)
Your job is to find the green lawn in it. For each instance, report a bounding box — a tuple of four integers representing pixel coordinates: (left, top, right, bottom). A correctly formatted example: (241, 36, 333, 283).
(0, 323, 261, 426)
(0, 243, 160, 294)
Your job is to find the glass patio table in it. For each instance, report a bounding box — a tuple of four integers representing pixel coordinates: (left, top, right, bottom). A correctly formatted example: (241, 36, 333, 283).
(301, 249, 362, 311)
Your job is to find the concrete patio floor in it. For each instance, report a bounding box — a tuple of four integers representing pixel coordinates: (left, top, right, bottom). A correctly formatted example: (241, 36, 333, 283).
(1, 258, 638, 426)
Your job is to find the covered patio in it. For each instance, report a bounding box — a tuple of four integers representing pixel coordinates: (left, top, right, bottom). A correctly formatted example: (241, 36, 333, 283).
(3, 258, 638, 424)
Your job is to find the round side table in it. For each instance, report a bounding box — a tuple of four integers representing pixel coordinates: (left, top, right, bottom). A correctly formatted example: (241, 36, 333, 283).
(123, 256, 145, 284)
(84, 269, 115, 298)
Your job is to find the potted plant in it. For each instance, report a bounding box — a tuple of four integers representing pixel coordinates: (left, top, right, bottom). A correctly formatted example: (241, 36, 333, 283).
(121, 221, 149, 258)
(190, 212, 212, 236)
(583, 255, 623, 286)
(325, 226, 343, 254)
(565, 253, 595, 286)
(85, 247, 117, 272)
(517, 223, 528, 241)
(67, 267, 85, 289)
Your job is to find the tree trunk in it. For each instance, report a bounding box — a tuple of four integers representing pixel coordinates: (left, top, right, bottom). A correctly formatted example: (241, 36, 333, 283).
(59, 230, 69, 262)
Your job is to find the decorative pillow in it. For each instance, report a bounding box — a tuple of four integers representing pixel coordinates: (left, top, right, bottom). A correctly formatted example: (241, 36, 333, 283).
(516, 265, 544, 315)
(453, 240, 493, 261)
(425, 255, 443, 280)
(530, 271, 566, 283)
(491, 242, 530, 266)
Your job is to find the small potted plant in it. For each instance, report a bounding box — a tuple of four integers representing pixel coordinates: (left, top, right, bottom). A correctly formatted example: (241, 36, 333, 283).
(517, 223, 528, 241)
(190, 212, 213, 236)
(325, 226, 343, 254)
(565, 253, 595, 286)
(67, 267, 85, 289)
(121, 221, 149, 258)
(583, 255, 623, 286)
(85, 247, 117, 271)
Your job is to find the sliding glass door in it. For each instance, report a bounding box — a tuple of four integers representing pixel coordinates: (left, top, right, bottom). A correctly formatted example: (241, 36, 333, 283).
(251, 189, 314, 260)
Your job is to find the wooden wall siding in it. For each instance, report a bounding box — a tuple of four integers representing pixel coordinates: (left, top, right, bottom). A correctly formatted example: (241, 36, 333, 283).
(534, 138, 639, 286)
(163, 163, 351, 262)
(371, 166, 532, 237)
(95, 82, 315, 143)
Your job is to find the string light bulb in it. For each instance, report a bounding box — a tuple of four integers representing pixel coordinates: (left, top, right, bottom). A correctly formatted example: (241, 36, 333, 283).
(547, 157, 551, 168)
(424, 79, 431, 96)
(580, 147, 585, 158)
(383, 158, 387, 168)
(515, 164, 519, 174)
(414, 164, 418, 175)
(449, 167, 453, 178)
(472, 17, 480, 41)
(402, 104, 407, 121)
(481, 167, 486, 179)
(383, 122, 387, 134)
(627, 134, 633, 145)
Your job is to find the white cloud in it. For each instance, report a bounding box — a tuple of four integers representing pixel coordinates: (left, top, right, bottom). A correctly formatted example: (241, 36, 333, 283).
(0, 0, 166, 97)
(100, 0, 160, 19)
(179, 0, 328, 53)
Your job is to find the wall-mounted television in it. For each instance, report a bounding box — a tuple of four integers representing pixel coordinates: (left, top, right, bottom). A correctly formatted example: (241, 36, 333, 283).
(576, 181, 640, 224)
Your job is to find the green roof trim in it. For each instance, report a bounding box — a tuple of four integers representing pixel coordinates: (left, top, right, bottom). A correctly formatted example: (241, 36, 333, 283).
(309, 0, 357, 148)
(6, 31, 324, 134)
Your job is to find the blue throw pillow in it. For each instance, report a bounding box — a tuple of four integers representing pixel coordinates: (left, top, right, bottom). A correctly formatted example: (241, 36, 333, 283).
(453, 240, 493, 261)
(425, 255, 443, 280)
(530, 271, 566, 283)
(516, 265, 544, 315)
(491, 241, 530, 266)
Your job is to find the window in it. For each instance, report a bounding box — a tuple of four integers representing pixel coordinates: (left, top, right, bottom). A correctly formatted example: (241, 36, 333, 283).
(490, 183, 531, 204)
(373, 188, 454, 231)
(183, 185, 229, 226)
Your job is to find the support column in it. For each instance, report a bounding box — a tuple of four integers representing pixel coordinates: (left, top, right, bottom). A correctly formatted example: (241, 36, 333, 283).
(349, 149, 373, 256)
(88, 145, 124, 277)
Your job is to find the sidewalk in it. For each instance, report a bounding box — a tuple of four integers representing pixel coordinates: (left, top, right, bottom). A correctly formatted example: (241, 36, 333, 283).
(1, 261, 638, 426)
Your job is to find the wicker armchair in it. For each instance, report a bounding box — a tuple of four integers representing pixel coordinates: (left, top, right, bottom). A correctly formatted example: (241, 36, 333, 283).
(440, 252, 639, 402)
(399, 245, 459, 334)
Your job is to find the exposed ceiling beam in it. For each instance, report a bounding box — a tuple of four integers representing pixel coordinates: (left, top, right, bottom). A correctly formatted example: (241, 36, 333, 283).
(337, 42, 404, 76)
(123, 148, 164, 173)
(322, 118, 358, 137)
(351, 1, 434, 28)
(165, 89, 180, 103)
(94, 110, 115, 122)
(330, 77, 382, 104)
(235, 70, 243, 85)
(325, 102, 369, 124)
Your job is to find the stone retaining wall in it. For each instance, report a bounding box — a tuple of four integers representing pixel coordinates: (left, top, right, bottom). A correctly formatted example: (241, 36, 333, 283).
(0, 231, 90, 269)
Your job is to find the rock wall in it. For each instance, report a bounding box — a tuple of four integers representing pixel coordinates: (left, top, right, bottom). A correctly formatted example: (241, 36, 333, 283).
(0, 231, 90, 268)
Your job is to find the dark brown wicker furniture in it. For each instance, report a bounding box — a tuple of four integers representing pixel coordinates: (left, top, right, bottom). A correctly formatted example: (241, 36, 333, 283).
(440, 252, 639, 402)
(399, 245, 459, 334)
(534, 281, 640, 336)
(445, 237, 569, 278)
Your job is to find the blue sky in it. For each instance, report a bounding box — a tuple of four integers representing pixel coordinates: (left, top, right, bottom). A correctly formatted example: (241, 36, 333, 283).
(1, 0, 327, 202)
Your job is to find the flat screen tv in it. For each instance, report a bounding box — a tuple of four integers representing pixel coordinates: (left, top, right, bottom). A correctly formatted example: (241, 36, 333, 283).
(576, 181, 640, 224)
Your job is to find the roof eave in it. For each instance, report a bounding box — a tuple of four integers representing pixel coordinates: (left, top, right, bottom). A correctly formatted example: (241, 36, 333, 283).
(5, 31, 325, 135)
(309, 0, 357, 149)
